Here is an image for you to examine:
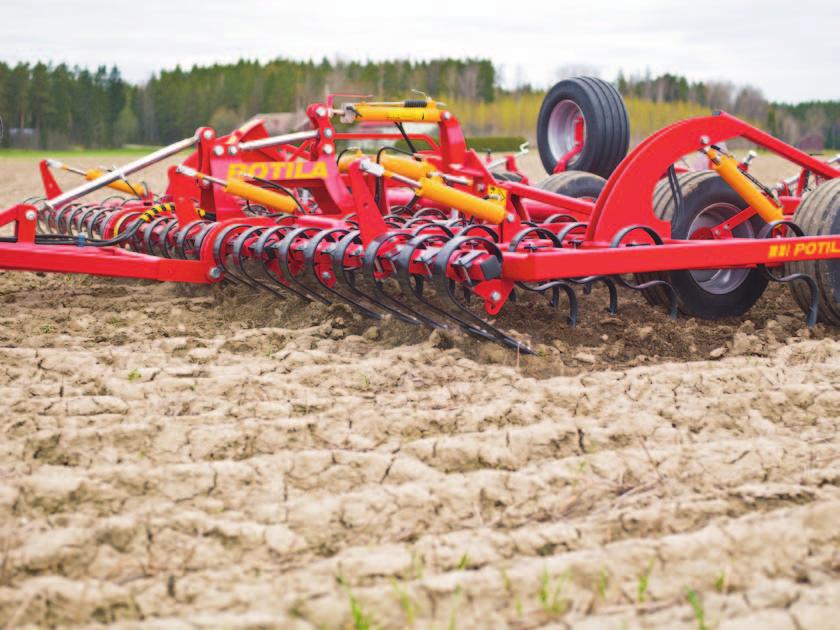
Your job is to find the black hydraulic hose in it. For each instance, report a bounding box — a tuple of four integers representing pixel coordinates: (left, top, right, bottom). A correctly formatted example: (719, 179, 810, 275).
(251, 177, 309, 214)
(394, 121, 417, 155)
(31, 217, 145, 247)
(374, 145, 417, 206)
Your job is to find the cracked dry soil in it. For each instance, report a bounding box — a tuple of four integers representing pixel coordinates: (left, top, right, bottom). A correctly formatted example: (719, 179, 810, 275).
(0, 155, 839, 629)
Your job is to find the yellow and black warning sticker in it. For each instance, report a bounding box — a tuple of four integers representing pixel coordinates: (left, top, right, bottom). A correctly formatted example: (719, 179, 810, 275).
(486, 184, 508, 206)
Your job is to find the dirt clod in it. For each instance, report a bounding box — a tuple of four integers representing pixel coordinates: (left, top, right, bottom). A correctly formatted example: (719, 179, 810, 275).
(2, 154, 840, 628)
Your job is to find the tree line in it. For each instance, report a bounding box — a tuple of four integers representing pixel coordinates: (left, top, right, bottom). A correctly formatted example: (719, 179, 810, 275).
(0, 58, 837, 150)
(0, 58, 495, 149)
(616, 71, 840, 150)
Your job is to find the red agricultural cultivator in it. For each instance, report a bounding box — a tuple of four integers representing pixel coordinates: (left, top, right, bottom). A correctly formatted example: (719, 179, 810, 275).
(4, 77, 840, 352)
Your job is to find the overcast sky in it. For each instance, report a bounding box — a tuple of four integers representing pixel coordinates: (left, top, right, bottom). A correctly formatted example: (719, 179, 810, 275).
(1, 0, 837, 103)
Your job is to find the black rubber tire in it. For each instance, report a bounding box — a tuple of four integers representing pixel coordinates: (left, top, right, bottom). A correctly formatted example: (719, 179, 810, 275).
(536, 77, 629, 179)
(785, 178, 840, 325)
(637, 171, 714, 307)
(493, 170, 524, 183)
(635, 171, 768, 318)
(537, 171, 606, 200)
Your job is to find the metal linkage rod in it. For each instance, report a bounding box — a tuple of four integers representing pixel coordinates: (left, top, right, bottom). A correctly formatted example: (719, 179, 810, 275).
(45, 134, 202, 209)
(238, 130, 319, 152)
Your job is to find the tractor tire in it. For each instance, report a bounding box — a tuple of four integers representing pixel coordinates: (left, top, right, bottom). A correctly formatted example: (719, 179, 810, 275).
(536, 76, 629, 179)
(785, 178, 840, 324)
(636, 171, 768, 318)
(536, 171, 606, 200)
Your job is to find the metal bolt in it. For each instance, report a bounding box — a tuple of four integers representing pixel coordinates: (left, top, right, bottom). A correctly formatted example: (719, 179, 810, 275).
(213, 146, 224, 156)
(316, 106, 327, 117)
(208, 267, 223, 280)
(228, 146, 238, 156)
(700, 135, 710, 146)
(323, 144, 334, 155)
(25, 210, 36, 222)
(505, 213, 515, 223)
(203, 130, 214, 140)
(323, 128, 334, 138)
(490, 291, 502, 302)
(442, 111, 452, 120)
(321, 271, 331, 281)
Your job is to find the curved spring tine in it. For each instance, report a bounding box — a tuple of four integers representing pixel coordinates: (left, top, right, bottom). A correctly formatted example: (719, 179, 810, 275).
(303, 227, 382, 320)
(431, 235, 534, 354)
(756, 221, 818, 328)
(55, 203, 81, 235)
(544, 213, 578, 224)
(508, 226, 562, 252)
(212, 223, 259, 287)
(368, 232, 458, 330)
(382, 213, 408, 225)
(143, 216, 173, 256)
(77, 206, 100, 238)
(68, 205, 89, 236)
(569, 276, 619, 315)
(87, 207, 113, 239)
(251, 225, 314, 302)
(393, 233, 510, 343)
(759, 265, 819, 327)
(617, 275, 677, 319)
(275, 226, 332, 305)
(233, 226, 288, 300)
(66, 204, 92, 236)
(516, 280, 579, 327)
(159, 219, 182, 259)
(457, 224, 499, 241)
(174, 220, 205, 259)
(329, 230, 421, 325)
(227, 225, 288, 299)
(35, 203, 51, 234)
(175, 220, 213, 260)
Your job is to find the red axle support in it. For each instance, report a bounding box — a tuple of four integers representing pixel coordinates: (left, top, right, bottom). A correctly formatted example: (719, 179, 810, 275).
(552, 115, 585, 174)
(586, 112, 840, 245)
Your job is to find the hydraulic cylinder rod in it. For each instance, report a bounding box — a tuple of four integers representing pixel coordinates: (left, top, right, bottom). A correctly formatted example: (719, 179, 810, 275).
(238, 130, 319, 152)
(358, 159, 505, 224)
(46, 159, 148, 197)
(45, 134, 201, 209)
(705, 147, 784, 223)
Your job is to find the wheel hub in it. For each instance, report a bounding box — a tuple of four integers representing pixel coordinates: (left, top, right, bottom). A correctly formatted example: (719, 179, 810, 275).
(546, 100, 585, 162)
(688, 202, 753, 294)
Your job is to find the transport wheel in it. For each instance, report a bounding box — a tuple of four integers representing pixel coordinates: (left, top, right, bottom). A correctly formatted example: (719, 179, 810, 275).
(537, 171, 606, 200)
(785, 178, 840, 324)
(637, 171, 768, 318)
(493, 170, 524, 182)
(537, 77, 629, 178)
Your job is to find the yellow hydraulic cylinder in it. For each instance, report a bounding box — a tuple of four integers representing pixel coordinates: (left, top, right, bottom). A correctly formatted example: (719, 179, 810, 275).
(84, 168, 147, 197)
(351, 104, 443, 123)
(339, 153, 435, 180)
(379, 154, 435, 180)
(224, 178, 298, 213)
(338, 151, 364, 173)
(705, 147, 784, 223)
(415, 177, 507, 224)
